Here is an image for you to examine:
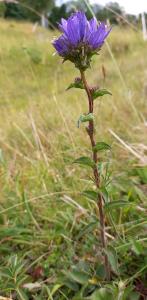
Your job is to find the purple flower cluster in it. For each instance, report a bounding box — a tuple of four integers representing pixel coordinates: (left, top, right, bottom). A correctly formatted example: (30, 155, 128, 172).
(52, 11, 111, 70)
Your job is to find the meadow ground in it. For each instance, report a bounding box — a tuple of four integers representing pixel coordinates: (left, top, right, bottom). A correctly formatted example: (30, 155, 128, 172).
(0, 19, 147, 299)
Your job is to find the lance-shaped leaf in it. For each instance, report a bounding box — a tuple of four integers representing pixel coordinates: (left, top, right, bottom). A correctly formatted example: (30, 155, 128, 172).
(93, 142, 111, 152)
(92, 88, 112, 100)
(73, 156, 95, 168)
(68, 269, 89, 285)
(83, 190, 98, 201)
(105, 245, 119, 275)
(77, 113, 94, 128)
(66, 78, 84, 90)
(100, 186, 109, 202)
(90, 288, 113, 300)
(104, 200, 135, 210)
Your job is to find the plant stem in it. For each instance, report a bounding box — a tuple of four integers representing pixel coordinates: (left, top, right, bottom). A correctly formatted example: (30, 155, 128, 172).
(80, 70, 110, 280)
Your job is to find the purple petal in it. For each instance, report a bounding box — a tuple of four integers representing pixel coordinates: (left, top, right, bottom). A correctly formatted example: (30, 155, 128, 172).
(76, 11, 87, 39)
(59, 18, 68, 34)
(52, 12, 111, 60)
(66, 15, 80, 46)
(83, 21, 91, 42)
(53, 35, 69, 56)
(89, 17, 97, 32)
(88, 22, 111, 49)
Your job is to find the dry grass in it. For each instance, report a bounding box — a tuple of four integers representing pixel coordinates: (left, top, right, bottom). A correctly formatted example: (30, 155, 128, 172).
(0, 19, 147, 298)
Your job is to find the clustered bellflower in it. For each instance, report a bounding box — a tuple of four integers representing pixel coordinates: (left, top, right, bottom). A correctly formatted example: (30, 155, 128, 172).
(53, 11, 111, 70)
(52, 11, 112, 280)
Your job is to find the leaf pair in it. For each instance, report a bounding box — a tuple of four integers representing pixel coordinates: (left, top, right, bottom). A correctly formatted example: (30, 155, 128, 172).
(73, 142, 111, 168)
(67, 80, 112, 101)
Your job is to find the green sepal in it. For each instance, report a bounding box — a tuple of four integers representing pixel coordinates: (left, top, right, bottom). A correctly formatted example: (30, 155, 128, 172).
(77, 113, 94, 128)
(93, 142, 111, 152)
(92, 89, 112, 100)
(73, 156, 95, 168)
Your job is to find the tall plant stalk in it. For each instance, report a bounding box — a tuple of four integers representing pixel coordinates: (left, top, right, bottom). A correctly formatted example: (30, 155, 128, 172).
(52, 10, 112, 281)
(80, 70, 110, 280)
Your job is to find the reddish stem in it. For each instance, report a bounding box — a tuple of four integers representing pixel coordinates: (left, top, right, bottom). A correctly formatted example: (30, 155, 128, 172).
(80, 70, 110, 280)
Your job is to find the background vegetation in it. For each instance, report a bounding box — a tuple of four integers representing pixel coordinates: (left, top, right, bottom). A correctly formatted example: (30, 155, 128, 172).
(0, 0, 147, 299)
(0, 0, 143, 26)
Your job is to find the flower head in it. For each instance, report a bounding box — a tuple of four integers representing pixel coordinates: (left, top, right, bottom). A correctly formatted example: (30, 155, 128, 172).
(52, 11, 111, 70)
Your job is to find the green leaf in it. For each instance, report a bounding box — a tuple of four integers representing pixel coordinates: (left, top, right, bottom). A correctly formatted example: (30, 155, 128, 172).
(131, 239, 144, 255)
(77, 113, 94, 128)
(92, 89, 112, 100)
(100, 186, 109, 202)
(73, 156, 95, 168)
(64, 279, 79, 292)
(50, 284, 63, 296)
(90, 288, 113, 300)
(76, 222, 97, 240)
(104, 201, 134, 210)
(96, 264, 106, 280)
(135, 166, 147, 184)
(0, 268, 13, 279)
(83, 187, 109, 203)
(17, 288, 29, 300)
(105, 246, 119, 275)
(68, 269, 89, 285)
(83, 190, 98, 201)
(66, 80, 84, 91)
(93, 142, 111, 152)
(128, 291, 140, 300)
(97, 162, 103, 175)
(72, 293, 84, 300)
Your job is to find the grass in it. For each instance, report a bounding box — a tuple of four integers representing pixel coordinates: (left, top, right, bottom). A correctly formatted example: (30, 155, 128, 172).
(0, 19, 147, 299)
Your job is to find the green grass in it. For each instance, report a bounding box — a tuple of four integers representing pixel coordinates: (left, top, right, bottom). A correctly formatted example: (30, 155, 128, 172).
(0, 19, 147, 299)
